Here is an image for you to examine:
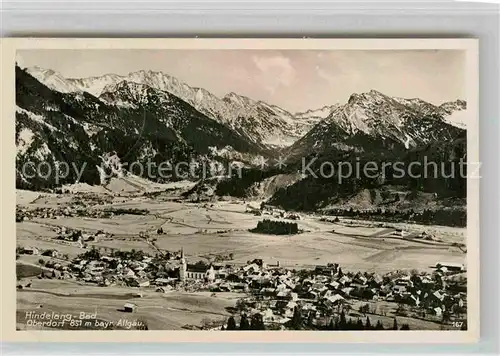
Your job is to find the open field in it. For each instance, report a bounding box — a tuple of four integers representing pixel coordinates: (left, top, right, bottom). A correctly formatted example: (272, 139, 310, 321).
(346, 299, 454, 330)
(17, 278, 453, 331)
(17, 189, 466, 273)
(17, 279, 237, 330)
(16, 186, 467, 330)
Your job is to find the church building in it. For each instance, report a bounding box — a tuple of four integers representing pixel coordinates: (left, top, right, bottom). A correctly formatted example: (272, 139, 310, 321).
(179, 248, 216, 282)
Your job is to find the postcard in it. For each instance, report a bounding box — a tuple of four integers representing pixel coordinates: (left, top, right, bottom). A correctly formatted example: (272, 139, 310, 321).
(1, 38, 479, 343)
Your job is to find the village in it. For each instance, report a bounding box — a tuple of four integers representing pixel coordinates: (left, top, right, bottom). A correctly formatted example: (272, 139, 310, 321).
(17, 238, 467, 331)
(16, 187, 467, 331)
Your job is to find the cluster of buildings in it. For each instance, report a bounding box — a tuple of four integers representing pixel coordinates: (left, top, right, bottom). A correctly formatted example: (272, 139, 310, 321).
(245, 204, 300, 220)
(17, 214, 466, 328)
(33, 244, 465, 327)
(54, 226, 110, 245)
(16, 206, 115, 220)
(208, 261, 466, 326)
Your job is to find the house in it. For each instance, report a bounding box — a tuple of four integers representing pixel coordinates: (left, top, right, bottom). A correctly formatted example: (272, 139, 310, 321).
(267, 261, 281, 269)
(394, 229, 408, 238)
(101, 256, 116, 263)
(421, 277, 434, 285)
(243, 263, 260, 274)
(42, 249, 59, 258)
(284, 280, 296, 290)
(137, 278, 150, 287)
(276, 290, 297, 301)
(302, 303, 317, 312)
(433, 306, 443, 317)
(353, 274, 368, 285)
(155, 278, 174, 286)
(303, 290, 319, 300)
(340, 287, 353, 296)
(311, 283, 327, 294)
(329, 281, 340, 290)
(395, 276, 412, 286)
(277, 317, 290, 325)
(276, 282, 288, 290)
(156, 285, 173, 293)
(123, 303, 137, 313)
(216, 283, 231, 292)
(315, 275, 329, 283)
(250, 259, 265, 267)
(259, 308, 276, 323)
(315, 265, 335, 276)
(433, 290, 446, 302)
(435, 262, 465, 273)
(393, 284, 407, 294)
(125, 268, 136, 278)
(324, 294, 345, 307)
(261, 287, 277, 297)
(350, 282, 367, 291)
(23, 247, 39, 255)
(285, 213, 300, 220)
(410, 295, 420, 306)
(230, 282, 248, 291)
(284, 307, 294, 318)
(339, 275, 351, 285)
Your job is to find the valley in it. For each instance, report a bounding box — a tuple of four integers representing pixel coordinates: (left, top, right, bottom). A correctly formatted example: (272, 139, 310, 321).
(16, 182, 466, 331)
(14, 57, 469, 332)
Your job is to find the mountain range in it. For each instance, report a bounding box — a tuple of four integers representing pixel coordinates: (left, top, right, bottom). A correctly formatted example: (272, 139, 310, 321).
(26, 67, 321, 149)
(17, 64, 468, 214)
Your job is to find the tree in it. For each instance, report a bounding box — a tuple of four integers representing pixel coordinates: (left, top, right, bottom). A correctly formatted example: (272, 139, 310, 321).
(239, 314, 250, 330)
(365, 316, 372, 330)
(307, 311, 315, 329)
(356, 318, 364, 330)
(226, 316, 237, 330)
(400, 324, 410, 330)
(291, 307, 303, 330)
(392, 318, 398, 330)
(396, 303, 408, 316)
(235, 299, 246, 312)
(359, 303, 370, 315)
(337, 267, 344, 278)
(339, 310, 347, 330)
(82, 247, 100, 261)
(251, 313, 265, 330)
(375, 320, 384, 330)
(441, 311, 452, 327)
(346, 318, 356, 330)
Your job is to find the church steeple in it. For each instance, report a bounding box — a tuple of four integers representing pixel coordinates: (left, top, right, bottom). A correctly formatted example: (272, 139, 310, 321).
(179, 247, 187, 282)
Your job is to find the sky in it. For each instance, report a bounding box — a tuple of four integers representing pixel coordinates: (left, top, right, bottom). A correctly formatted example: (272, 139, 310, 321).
(16, 49, 465, 113)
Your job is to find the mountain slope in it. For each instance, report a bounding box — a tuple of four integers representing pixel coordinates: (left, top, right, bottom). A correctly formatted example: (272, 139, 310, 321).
(286, 90, 466, 160)
(15, 66, 265, 189)
(26, 67, 313, 148)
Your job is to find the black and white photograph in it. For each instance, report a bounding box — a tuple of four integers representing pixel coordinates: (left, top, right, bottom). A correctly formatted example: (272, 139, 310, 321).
(9, 40, 478, 338)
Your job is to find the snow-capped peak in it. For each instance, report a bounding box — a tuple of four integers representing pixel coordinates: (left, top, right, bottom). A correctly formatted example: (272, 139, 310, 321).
(26, 66, 82, 93)
(295, 104, 339, 120)
(440, 100, 467, 128)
